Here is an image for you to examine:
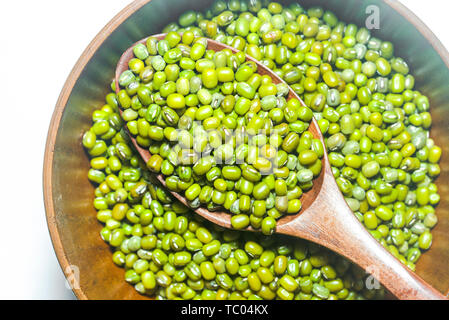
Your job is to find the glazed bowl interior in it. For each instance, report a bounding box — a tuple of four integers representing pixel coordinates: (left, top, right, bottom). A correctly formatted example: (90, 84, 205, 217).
(44, 0, 449, 299)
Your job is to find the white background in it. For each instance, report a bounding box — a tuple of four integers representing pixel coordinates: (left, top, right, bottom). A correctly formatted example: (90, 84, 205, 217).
(0, 0, 447, 299)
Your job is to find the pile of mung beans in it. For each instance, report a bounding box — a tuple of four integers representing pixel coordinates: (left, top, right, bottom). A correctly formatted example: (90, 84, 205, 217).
(82, 0, 442, 299)
(117, 31, 324, 234)
(84, 116, 383, 299)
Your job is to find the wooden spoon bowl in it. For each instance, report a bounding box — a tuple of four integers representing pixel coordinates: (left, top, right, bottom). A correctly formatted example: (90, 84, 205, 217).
(115, 33, 326, 230)
(115, 34, 446, 300)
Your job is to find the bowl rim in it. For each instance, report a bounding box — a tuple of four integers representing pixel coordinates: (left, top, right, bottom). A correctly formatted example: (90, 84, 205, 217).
(43, 0, 449, 300)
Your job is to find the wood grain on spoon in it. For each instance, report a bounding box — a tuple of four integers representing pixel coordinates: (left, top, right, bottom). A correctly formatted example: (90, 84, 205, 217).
(116, 34, 446, 300)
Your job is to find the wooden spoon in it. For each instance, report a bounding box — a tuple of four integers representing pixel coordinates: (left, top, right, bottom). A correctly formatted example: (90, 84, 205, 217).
(115, 34, 446, 300)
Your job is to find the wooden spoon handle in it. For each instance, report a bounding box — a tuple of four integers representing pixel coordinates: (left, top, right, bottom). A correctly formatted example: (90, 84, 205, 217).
(278, 161, 446, 300)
